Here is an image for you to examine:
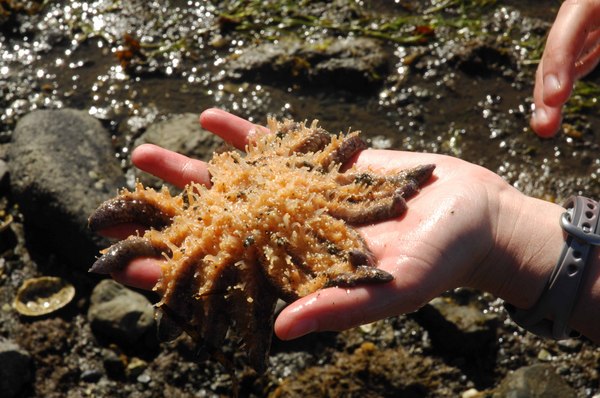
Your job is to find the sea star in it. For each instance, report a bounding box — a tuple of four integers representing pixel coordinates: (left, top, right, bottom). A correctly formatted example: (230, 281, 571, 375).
(88, 118, 434, 373)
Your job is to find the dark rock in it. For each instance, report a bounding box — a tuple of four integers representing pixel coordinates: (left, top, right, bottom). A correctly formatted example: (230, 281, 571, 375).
(0, 159, 8, 192)
(412, 297, 499, 355)
(80, 368, 103, 383)
(492, 364, 576, 397)
(227, 37, 389, 93)
(0, 215, 17, 254)
(102, 348, 126, 380)
(0, 339, 33, 398)
(556, 338, 583, 353)
(132, 113, 225, 187)
(7, 109, 127, 268)
(87, 280, 157, 352)
(447, 38, 516, 78)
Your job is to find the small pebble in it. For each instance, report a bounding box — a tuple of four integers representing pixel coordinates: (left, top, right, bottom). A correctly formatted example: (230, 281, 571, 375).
(126, 357, 148, 379)
(137, 373, 151, 384)
(537, 348, 552, 361)
(462, 388, 481, 398)
(557, 338, 582, 353)
(80, 369, 103, 382)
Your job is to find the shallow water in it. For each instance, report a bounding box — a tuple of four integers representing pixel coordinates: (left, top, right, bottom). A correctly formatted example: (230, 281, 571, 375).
(1, 0, 598, 202)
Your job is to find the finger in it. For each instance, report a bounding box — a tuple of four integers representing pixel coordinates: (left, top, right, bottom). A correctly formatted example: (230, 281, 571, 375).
(540, 1, 600, 107)
(274, 260, 432, 340)
(131, 143, 211, 188)
(575, 28, 600, 78)
(111, 257, 162, 291)
(199, 108, 269, 149)
(275, 286, 394, 340)
(530, 104, 563, 138)
(355, 148, 462, 177)
(531, 59, 563, 137)
(274, 223, 432, 340)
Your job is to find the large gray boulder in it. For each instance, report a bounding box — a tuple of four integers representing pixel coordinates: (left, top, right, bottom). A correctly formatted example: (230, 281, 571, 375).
(8, 109, 126, 268)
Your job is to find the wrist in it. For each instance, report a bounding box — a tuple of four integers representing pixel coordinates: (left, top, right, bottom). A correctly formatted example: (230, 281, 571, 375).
(470, 189, 565, 309)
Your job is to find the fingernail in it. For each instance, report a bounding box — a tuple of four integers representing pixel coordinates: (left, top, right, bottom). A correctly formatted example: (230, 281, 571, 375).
(543, 74, 561, 94)
(285, 318, 318, 339)
(532, 107, 548, 124)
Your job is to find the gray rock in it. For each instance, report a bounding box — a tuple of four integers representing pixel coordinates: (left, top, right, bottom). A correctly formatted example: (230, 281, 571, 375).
(492, 364, 576, 397)
(87, 279, 157, 351)
(227, 37, 389, 92)
(132, 113, 225, 187)
(412, 297, 499, 355)
(0, 339, 33, 398)
(7, 109, 127, 267)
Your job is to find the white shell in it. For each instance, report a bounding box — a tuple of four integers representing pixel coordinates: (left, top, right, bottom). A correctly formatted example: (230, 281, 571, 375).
(13, 276, 75, 316)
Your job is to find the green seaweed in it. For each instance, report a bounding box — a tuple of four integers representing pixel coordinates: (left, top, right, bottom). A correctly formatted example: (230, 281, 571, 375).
(58, 0, 559, 87)
(423, 0, 497, 15)
(216, 0, 499, 45)
(565, 80, 600, 114)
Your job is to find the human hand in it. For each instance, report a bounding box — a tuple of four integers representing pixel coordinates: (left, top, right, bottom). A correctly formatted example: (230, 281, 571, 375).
(101, 108, 565, 341)
(530, 0, 600, 137)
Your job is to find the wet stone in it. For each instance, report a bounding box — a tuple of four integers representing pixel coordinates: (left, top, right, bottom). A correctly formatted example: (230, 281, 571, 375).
(446, 38, 516, 78)
(412, 297, 499, 355)
(226, 37, 389, 93)
(492, 364, 576, 398)
(87, 280, 157, 352)
(7, 109, 127, 268)
(0, 338, 33, 398)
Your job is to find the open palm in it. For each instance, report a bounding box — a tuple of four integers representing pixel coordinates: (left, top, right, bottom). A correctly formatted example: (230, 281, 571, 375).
(105, 108, 549, 340)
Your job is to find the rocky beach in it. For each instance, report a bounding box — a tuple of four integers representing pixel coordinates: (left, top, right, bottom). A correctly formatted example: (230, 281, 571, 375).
(1, 1, 599, 397)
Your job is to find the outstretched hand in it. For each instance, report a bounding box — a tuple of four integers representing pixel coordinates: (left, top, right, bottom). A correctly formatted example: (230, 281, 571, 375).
(104, 108, 562, 341)
(531, 1, 600, 137)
